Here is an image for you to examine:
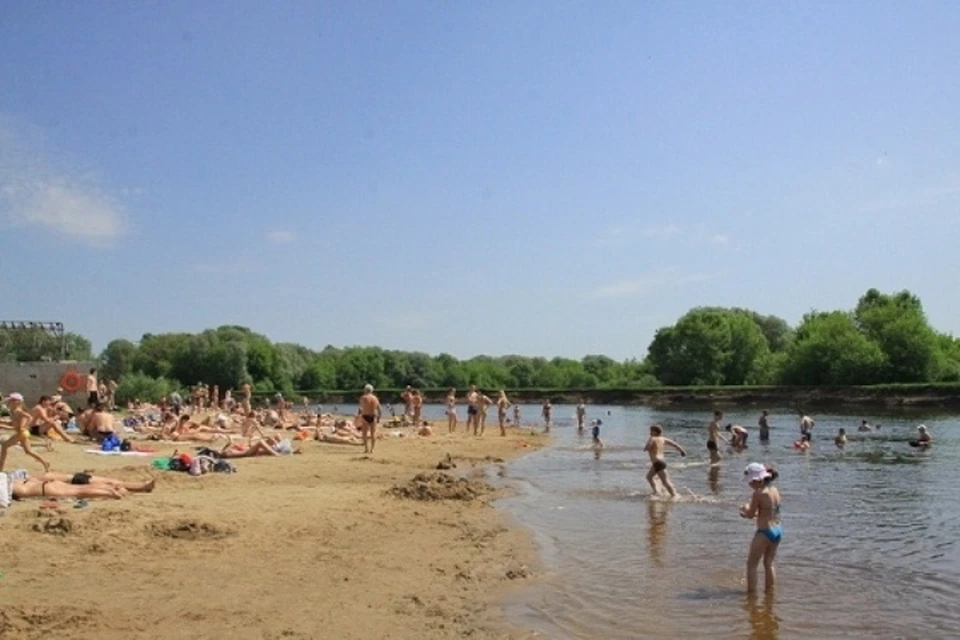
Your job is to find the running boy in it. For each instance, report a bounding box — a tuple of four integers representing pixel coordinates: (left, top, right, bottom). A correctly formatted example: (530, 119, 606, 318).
(643, 424, 687, 497)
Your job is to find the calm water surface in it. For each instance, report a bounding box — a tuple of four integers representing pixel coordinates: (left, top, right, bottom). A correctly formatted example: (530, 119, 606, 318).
(483, 404, 960, 639)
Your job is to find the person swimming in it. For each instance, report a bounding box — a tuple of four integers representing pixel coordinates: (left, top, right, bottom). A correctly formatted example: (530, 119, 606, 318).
(909, 424, 932, 448)
(740, 462, 781, 594)
(835, 428, 847, 447)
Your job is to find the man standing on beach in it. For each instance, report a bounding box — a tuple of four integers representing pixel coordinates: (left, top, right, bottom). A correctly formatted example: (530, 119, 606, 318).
(86, 368, 99, 408)
(542, 400, 552, 433)
(465, 385, 480, 435)
(358, 384, 381, 454)
(401, 385, 414, 423)
(242, 382, 252, 413)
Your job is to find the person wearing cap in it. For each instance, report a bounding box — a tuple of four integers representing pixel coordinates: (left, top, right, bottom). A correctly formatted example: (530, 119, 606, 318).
(740, 462, 781, 594)
(0, 393, 52, 472)
(357, 384, 381, 454)
(909, 425, 932, 448)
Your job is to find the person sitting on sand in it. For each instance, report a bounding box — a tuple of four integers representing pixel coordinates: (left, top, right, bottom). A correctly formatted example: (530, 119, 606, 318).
(857, 420, 872, 432)
(241, 411, 267, 440)
(5, 468, 156, 500)
(643, 424, 686, 497)
(726, 424, 749, 450)
(418, 424, 433, 437)
(835, 428, 847, 447)
(0, 393, 52, 472)
(29, 395, 76, 445)
(740, 463, 781, 594)
(88, 403, 116, 443)
(219, 435, 299, 458)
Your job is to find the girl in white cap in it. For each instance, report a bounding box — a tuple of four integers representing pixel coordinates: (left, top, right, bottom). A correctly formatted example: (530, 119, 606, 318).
(740, 462, 781, 593)
(0, 393, 52, 472)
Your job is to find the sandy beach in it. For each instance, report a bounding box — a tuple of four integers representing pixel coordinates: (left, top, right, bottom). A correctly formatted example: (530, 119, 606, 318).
(0, 423, 545, 639)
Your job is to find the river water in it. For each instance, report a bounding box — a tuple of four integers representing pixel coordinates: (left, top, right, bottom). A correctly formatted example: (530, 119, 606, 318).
(484, 404, 960, 639)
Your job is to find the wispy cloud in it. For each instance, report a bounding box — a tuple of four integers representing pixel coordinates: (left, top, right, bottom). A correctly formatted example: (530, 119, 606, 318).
(375, 311, 430, 330)
(597, 222, 681, 246)
(593, 269, 718, 299)
(709, 233, 730, 246)
(0, 115, 128, 245)
(266, 230, 295, 244)
(859, 177, 960, 214)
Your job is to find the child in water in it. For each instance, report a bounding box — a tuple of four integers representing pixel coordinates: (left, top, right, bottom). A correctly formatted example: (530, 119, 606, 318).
(740, 462, 781, 594)
(643, 424, 686, 497)
(835, 428, 847, 447)
(591, 419, 604, 449)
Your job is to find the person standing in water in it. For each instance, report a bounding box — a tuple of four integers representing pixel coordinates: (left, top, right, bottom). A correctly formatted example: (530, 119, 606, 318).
(445, 388, 458, 434)
(643, 424, 686, 497)
(707, 410, 727, 465)
(758, 411, 770, 443)
(726, 423, 749, 450)
(576, 400, 586, 433)
(358, 384, 381, 454)
(740, 462, 782, 594)
(798, 410, 815, 440)
(541, 400, 552, 433)
(591, 419, 604, 449)
(512, 404, 521, 428)
(835, 428, 847, 447)
(496, 391, 511, 436)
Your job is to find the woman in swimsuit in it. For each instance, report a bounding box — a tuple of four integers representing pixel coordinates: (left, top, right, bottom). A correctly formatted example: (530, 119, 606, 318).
(445, 388, 458, 434)
(740, 462, 781, 594)
(7, 469, 156, 500)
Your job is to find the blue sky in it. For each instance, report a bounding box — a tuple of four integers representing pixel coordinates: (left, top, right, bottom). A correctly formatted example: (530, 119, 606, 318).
(1, 1, 958, 359)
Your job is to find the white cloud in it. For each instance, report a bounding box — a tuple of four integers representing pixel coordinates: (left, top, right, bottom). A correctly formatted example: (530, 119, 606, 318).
(876, 153, 888, 168)
(593, 269, 718, 299)
(375, 311, 430, 330)
(0, 116, 127, 245)
(266, 230, 295, 244)
(709, 233, 730, 246)
(640, 223, 681, 237)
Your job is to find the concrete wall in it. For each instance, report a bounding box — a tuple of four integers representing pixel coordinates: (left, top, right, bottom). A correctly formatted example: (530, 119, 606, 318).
(0, 361, 96, 408)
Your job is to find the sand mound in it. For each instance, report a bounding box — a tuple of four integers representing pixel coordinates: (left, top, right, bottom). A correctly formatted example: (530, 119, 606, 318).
(0, 606, 95, 639)
(390, 472, 493, 502)
(31, 516, 74, 536)
(149, 519, 235, 540)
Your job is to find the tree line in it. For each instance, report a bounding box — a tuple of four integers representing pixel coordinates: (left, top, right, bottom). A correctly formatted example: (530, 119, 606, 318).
(2, 288, 958, 403)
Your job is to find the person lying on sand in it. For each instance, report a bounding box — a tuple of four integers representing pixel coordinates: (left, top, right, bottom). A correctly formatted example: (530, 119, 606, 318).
(218, 435, 299, 458)
(6, 468, 156, 500)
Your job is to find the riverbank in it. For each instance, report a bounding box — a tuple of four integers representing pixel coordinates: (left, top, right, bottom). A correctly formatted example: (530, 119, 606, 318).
(0, 423, 547, 639)
(266, 383, 960, 410)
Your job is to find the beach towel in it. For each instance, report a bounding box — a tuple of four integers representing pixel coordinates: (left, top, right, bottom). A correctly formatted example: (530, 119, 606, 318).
(0, 473, 10, 508)
(84, 449, 156, 457)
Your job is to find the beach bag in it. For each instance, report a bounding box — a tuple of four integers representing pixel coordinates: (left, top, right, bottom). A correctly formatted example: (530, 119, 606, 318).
(101, 434, 121, 452)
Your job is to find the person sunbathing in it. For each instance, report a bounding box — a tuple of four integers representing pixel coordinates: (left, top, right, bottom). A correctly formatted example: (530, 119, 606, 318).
(218, 436, 299, 458)
(6, 468, 156, 500)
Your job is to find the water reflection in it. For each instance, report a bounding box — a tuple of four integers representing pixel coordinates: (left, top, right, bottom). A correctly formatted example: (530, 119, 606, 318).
(709, 466, 721, 494)
(648, 499, 668, 566)
(745, 592, 780, 640)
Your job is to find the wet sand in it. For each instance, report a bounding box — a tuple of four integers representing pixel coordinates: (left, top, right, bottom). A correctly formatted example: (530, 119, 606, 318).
(0, 423, 545, 639)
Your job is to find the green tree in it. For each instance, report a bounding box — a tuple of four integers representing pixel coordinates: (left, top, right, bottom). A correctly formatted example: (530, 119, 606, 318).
(854, 289, 943, 382)
(100, 339, 138, 381)
(780, 311, 885, 385)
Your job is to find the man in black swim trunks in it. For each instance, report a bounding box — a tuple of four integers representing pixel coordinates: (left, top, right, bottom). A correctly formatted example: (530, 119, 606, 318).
(707, 410, 727, 465)
(358, 384, 381, 454)
(643, 424, 686, 497)
(465, 385, 480, 436)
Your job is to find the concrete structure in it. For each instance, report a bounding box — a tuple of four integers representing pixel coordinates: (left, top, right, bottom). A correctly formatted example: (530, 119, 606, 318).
(0, 361, 96, 408)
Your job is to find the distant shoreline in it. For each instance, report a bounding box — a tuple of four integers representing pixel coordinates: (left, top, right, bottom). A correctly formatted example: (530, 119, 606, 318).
(259, 383, 960, 410)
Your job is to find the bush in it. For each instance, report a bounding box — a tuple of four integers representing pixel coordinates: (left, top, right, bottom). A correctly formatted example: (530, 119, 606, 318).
(115, 372, 179, 405)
